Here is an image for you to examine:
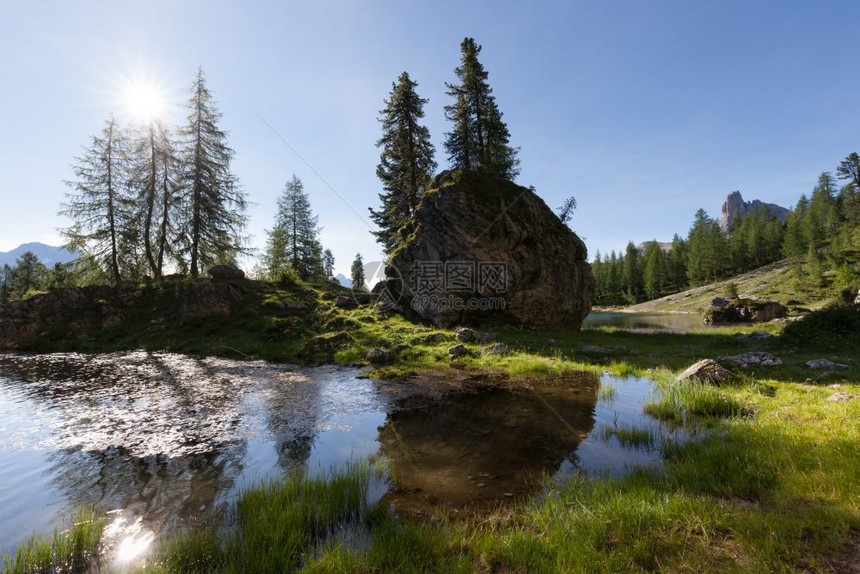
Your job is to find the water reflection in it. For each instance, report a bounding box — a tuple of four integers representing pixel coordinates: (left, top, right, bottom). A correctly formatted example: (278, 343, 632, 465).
(0, 351, 671, 560)
(377, 373, 600, 516)
(583, 311, 708, 332)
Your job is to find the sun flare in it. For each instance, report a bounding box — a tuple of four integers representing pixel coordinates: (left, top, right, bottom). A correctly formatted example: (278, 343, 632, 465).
(121, 80, 166, 123)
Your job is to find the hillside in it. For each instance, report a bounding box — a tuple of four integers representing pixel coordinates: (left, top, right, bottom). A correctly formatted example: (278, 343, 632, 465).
(623, 258, 836, 314)
(0, 242, 77, 267)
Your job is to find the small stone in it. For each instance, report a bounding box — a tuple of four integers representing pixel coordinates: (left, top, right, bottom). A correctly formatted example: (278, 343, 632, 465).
(448, 344, 469, 358)
(677, 359, 734, 385)
(807, 359, 848, 370)
(366, 348, 393, 364)
(482, 343, 509, 356)
(455, 327, 496, 343)
(827, 392, 856, 402)
(333, 295, 357, 309)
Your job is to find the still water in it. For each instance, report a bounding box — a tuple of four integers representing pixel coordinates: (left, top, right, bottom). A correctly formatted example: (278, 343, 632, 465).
(0, 352, 674, 560)
(583, 311, 708, 332)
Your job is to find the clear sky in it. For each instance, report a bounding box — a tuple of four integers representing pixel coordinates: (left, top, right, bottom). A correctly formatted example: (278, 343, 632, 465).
(2, 0, 859, 273)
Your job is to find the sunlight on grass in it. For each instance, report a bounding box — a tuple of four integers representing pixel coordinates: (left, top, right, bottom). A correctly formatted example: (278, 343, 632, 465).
(2, 508, 104, 574)
(644, 379, 748, 422)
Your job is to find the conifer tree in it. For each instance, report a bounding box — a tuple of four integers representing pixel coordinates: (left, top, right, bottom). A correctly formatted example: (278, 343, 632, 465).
(370, 72, 437, 254)
(61, 115, 131, 284)
(351, 253, 366, 290)
(11, 252, 46, 297)
(265, 175, 321, 279)
(642, 241, 666, 300)
(178, 68, 247, 277)
(130, 120, 179, 278)
(0, 264, 11, 307)
(444, 37, 519, 179)
(323, 249, 335, 278)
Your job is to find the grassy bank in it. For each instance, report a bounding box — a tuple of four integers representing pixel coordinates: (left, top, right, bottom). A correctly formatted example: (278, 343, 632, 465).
(3, 279, 859, 572)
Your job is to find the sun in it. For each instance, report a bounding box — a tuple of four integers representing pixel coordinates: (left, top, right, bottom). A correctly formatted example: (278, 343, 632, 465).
(121, 79, 166, 123)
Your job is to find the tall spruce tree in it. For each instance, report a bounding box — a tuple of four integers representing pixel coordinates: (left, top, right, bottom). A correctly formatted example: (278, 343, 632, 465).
(178, 68, 247, 277)
(265, 175, 321, 279)
(0, 264, 12, 307)
(61, 115, 131, 284)
(323, 249, 335, 278)
(444, 37, 519, 179)
(369, 72, 437, 254)
(11, 252, 46, 297)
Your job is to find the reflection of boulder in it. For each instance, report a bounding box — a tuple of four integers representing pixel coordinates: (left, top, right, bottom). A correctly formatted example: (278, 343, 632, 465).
(377, 373, 599, 516)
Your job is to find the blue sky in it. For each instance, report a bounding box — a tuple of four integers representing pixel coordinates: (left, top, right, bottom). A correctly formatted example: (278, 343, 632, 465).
(2, 1, 859, 273)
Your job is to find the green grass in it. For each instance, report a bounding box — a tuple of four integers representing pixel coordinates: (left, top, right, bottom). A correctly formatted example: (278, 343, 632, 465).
(4, 276, 860, 572)
(597, 381, 617, 402)
(2, 508, 104, 574)
(644, 378, 749, 422)
(599, 423, 657, 450)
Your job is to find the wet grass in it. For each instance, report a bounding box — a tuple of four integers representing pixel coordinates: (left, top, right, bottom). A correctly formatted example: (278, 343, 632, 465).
(599, 422, 657, 450)
(2, 508, 103, 574)
(644, 378, 749, 422)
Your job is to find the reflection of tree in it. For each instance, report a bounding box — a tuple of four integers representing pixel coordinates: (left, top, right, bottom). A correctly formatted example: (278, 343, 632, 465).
(255, 371, 324, 470)
(45, 443, 246, 532)
(377, 373, 599, 516)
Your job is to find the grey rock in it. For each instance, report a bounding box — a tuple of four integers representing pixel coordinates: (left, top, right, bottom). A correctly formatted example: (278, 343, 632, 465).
(807, 359, 848, 370)
(366, 348, 393, 364)
(333, 295, 357, 310)
(718, 351, 782, 368)
(719, 190, 789, 233)
(455, 327, 496, 343)
(735, 330, 774, 340)
(374, 170, 594, 329)
(709, 297, 730, 310)
(482, 343, 510, 356)
(207, 265, 245, 280)
(448, 344, 469, 358)
(827, 392, 856, 402)
(677, 359, 734, 384)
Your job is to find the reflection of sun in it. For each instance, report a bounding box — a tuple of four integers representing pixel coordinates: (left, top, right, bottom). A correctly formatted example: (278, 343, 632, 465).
(104, 514, 155, 565)
(121, 79, 166, 122)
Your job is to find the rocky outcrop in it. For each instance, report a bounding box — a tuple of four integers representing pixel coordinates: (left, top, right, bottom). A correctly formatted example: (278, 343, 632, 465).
(375, 170, 594, 330)
(0, 281, 250, 349)
(208, 265, 245, 280)
(704, 298, 787, 324)
(719, 190, 789, 233)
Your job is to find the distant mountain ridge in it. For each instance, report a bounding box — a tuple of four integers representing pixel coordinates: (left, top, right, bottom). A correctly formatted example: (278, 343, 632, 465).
(718, 190, 789, 233)
(0, 243, 77, 268)
(334, 273, 352, 288)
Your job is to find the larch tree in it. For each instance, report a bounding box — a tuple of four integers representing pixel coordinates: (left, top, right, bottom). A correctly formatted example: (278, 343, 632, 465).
(129, 119, 179, 278)
(178, 67, 247, 277)
(444, 37, 519, 179)
(61, 115, 131, 284)
(369, 71, 437, 254)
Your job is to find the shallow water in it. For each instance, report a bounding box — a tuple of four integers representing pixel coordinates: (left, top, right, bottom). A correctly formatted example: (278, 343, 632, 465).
(0, 352, 674, 561)
(584, 311, 709, 332)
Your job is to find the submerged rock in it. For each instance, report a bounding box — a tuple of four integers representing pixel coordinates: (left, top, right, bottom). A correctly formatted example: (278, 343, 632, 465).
(375, 170, 594, 330)
(677, 359, 734, 384)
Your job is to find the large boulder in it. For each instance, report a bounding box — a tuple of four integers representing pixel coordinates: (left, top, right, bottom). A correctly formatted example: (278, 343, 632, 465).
(374, 170, 594, 329)
(207, 265, 245, 280)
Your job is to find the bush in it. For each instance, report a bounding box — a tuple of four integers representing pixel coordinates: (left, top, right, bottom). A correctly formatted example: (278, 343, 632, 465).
(780, 303, 860, 350)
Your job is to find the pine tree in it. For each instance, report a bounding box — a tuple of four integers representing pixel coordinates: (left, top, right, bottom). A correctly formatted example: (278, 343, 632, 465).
(61, 115, 131, 284)
(642, 241, 666, 300)
(11, 252, 46, 297)
(0, 264, 13, 307)
(836, 152, 860, 190)
(351, 253, 366, 291)
(622, 241, 643, 303)
(444, 37, 519, 179)
(265, 175, 321, 279)
(178, 68, 247, 277)
(323, 249, 335, 278)
(370, 72, 437, 254)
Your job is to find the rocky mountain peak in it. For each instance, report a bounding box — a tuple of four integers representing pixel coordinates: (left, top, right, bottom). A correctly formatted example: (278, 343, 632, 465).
(718, 190, 788, 233)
